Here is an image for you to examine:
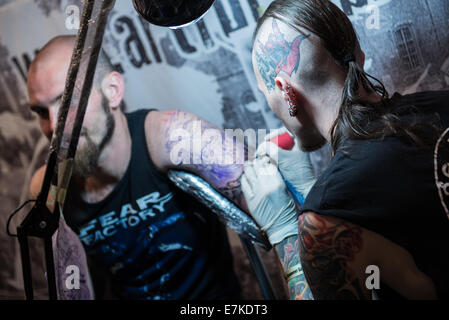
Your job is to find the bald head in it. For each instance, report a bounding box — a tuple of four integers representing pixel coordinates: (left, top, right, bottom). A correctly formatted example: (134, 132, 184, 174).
(28, 36, 77, 95)
(27, 36, 77, 119)
(33, 35, 76, 68)
(28, 35, 113, 97)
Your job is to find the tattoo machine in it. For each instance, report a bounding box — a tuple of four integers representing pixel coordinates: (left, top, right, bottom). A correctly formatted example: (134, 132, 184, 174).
(168, 170, 276, 299)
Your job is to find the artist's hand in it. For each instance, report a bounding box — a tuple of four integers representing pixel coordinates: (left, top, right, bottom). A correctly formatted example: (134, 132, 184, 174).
(257, 128, 316, 200)
(241, 157, 298, 245)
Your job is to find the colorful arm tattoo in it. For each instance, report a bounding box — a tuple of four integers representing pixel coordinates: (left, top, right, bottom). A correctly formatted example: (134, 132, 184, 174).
(255, 19, 310, 92)
(298, 213, 371, 300)
(162, 110, 248, 210)
(275, 235, 314, 300)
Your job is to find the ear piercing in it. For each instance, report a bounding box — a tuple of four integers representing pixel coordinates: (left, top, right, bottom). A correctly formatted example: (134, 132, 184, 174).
(284, 85, 297, 117)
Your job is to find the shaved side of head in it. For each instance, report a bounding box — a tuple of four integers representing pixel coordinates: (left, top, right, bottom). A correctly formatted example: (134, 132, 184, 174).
(253, 17, 336, 94)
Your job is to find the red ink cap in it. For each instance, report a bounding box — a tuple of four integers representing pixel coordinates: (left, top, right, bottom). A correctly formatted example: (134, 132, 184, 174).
(269, 132, 295, 150)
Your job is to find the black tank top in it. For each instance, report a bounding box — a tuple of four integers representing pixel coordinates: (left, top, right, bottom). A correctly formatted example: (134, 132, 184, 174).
(63, 109, 241, 300)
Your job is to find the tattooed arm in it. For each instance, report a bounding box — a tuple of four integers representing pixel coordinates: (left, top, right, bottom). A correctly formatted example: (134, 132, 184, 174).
(145, 110, 248, 211)
(298, 212, 370, 299)
(275, 235, 314, 300)
(298, 211, 438, 300)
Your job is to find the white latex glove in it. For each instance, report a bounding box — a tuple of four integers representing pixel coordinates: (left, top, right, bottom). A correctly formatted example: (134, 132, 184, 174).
(241, 156, 298, 245)
(257, 127, 316, 201)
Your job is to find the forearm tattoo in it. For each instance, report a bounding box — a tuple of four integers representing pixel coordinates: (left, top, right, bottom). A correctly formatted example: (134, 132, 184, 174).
(298, 213, 370, 300)
(275, 235, 314, 300)
(217, 178, 244, 207)
(255, 19, 310, 92)
(164, 111, 247, 209)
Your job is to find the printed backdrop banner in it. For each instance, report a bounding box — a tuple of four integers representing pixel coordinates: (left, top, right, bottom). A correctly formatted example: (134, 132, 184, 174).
(0, 0, 448, 298)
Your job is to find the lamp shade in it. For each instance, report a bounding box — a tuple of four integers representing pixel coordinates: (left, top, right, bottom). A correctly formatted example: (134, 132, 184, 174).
(132, 0, 216, 28)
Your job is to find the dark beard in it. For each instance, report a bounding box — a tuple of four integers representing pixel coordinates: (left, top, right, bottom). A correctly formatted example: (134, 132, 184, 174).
(73, 95, 115, 178)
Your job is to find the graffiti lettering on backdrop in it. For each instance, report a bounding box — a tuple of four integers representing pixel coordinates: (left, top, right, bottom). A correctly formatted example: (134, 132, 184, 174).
(104, 0, 273, 131)
(106, 3, 258, 68)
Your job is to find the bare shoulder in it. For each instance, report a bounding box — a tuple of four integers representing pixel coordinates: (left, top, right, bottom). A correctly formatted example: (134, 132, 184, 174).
(144, 110, 205, 172)
(29, 165, 47, 198)
(144, 109, 188, 137)
(146, 110, 202, 129)
(144, 110, 181, 172)
(144, 109, 164, 130)
(144, 110, 163, 170)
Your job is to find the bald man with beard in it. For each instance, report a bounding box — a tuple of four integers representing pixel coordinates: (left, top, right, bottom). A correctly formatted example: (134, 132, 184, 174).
(28, 35, 246, 300)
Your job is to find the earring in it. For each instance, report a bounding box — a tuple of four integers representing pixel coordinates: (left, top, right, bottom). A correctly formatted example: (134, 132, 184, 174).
(288, 101, 297, 117)
(284, 85, 297, 117)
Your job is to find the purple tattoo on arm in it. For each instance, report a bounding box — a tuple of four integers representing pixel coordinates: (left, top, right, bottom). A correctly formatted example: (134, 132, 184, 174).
(162, 111, 248, 210)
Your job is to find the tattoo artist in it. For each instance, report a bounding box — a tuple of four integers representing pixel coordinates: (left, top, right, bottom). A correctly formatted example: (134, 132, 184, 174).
(242, 0, 449, 300)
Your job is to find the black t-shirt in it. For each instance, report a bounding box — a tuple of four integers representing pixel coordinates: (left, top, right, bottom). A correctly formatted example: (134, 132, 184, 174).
(63, 109, 241, 300)
(299, 90, 449, 299)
